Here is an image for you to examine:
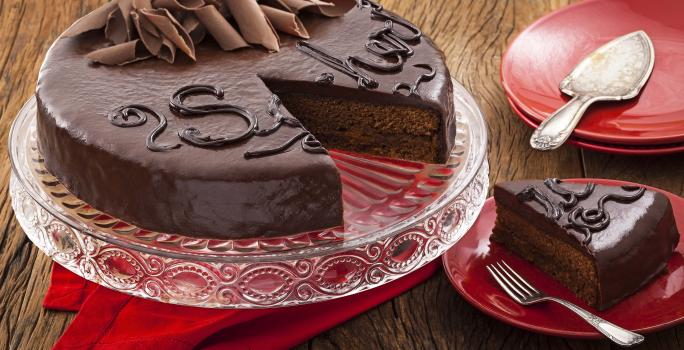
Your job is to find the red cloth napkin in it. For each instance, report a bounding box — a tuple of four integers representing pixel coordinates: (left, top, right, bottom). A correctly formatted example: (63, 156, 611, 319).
(44, 261, 440, 350)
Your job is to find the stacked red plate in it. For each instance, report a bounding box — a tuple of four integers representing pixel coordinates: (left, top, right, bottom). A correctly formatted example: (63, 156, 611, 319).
(501, 0, 684, 155)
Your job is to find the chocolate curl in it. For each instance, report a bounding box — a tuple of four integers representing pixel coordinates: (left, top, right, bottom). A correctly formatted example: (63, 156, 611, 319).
(182, 14, 206, 43)
(104, 0, 134, 44)
(259, 0, 296, 12)
(63, 1, 119, 37)
(282, 0, 355, 17)
(195, 5, 249, 50)
(86, 39, 151, 65)
(152, 0, 206, 10)
(131, 11, 177, 63)
(260, 5, 309, 39)
(225, 0, 280, 52)
(139, 8, 196, 60)
(133, 0, 153, 9)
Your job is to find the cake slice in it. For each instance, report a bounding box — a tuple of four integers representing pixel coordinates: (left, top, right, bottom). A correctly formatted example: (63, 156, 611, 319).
(492, 179, 679, 310)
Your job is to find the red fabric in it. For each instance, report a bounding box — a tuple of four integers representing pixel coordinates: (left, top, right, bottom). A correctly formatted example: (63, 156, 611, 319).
(44, 261, 439, 350)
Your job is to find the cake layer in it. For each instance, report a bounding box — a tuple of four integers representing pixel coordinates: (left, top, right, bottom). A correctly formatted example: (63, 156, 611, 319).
(493, 179, 679, 310)
(36, 3, 455, 238)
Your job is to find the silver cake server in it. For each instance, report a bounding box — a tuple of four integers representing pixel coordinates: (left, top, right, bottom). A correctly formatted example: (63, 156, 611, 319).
(530, 31, 655, 151)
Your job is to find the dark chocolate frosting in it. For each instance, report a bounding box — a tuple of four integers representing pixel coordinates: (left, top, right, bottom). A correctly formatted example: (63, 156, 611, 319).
(35, 5, 455, 238)
(495, 179, 679, 309)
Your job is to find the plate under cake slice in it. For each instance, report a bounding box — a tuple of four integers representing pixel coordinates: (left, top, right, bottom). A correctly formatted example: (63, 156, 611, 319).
(492, 179, 679, 310)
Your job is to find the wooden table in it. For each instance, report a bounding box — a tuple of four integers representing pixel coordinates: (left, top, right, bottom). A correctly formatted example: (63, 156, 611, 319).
(1, 0, 683, 349)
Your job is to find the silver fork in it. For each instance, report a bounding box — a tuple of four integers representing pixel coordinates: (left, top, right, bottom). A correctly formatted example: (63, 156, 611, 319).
(487, 260, 644, 347)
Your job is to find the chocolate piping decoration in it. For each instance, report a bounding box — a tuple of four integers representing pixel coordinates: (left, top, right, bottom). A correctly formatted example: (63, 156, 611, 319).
(365, 22, 415, 58)
(348, 0, 421, 73)
(367, 3, 421, 42)
(253, 94, 308, 134)
(515, 178, 648, 245)
(544, 177, 595, 210)
(516, 185, 562, 220)
(107, 104, 181, 152)
(296, 41, 378, 89)
(245, 130, 326, 158)
(245, 130, 309, 158)
(247, 94, 326, 158)
(301, 133, 327, 153)
(393, 64, 436, 96)
(349, 52, 405, 72)
(167, 84, 326, 158)
(298, 0, 432, 92)
(170, 84, 257, 147)
(566, 186, 646, 245)
(315, 72, 335, 84)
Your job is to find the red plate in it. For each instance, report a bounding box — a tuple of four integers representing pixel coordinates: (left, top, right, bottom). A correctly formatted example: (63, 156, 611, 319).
(443, 179, 684, 338)
(501, 0, 684, 146)
(507, 95, 684, 155)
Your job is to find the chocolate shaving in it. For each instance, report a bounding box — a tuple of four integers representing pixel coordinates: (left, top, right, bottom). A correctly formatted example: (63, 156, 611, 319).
(282, 0, 355, 17)
(181, 14, 206, 43)
(139, 8, 196, 60)
(64, 0, 352, 65)
(194, 5, 248, 50)
(226, 0, 280, 52)
(86, 39, 151, 65)
(260, 5, 309, 39)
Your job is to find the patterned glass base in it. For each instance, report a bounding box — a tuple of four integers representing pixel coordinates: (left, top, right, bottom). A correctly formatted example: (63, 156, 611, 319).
(9, 80, 488, 308)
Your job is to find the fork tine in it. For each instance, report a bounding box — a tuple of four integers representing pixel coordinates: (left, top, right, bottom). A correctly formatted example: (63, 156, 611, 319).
(500, 260, 540, 294)
(496, 262, 534, 297)
(486, 265, 524, 303)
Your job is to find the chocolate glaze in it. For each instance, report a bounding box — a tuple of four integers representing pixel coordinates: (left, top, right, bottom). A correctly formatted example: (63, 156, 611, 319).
(36, 6, 454, 238)
(495, 180, 680, 309)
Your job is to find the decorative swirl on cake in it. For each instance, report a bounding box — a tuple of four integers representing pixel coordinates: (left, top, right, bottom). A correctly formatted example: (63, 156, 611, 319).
(170, 85, 257, 147)
(253, 94, 303, 136)
(297, 0, 434, 95)
(544, 178, 595, 210)
(296, 41, 378, 89)
(245, 130, 325, 158)
(516, 186, 562, 220)
(107, 85, 327, 157)
(245, 94, 326, 158)
(170, 84, 326, 158)
(515, 179, 648, 245)
(107, 104, 181, 152)
(565, 186, 646, 245)
(393, 64, 437, 96)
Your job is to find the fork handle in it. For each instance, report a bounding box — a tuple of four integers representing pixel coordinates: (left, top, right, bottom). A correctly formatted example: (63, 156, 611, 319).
(548, 297, 644, 347)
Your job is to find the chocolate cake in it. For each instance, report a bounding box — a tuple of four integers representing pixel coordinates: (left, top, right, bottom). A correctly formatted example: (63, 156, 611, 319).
(35, 1, 456, 239)
(492, 179, 679, 310)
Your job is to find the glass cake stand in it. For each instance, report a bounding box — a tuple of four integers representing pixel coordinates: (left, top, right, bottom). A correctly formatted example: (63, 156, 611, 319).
(9, 80, 489, 308)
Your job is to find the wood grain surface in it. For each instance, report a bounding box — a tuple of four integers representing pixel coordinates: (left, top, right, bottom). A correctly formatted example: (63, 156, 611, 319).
(0, 0, 682, 349)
